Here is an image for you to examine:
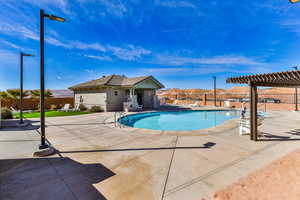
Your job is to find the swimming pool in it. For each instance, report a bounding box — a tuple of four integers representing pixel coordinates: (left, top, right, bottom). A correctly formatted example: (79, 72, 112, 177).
(118, 110, 240, 131)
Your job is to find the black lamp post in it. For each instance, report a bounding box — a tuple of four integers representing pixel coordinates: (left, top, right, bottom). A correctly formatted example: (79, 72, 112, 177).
(292, 66, 298, 111)
(39, 9, 65, 149)
(213, 76, 216, 107)
(19, 52, 34, 124)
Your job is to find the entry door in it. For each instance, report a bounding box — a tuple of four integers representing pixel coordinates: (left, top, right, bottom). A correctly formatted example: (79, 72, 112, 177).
(136, 91, 143, 105)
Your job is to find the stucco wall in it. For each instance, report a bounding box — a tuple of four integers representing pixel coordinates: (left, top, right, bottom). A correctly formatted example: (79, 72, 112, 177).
(106, 87, 126, 111)
(74, 89, 107, 111)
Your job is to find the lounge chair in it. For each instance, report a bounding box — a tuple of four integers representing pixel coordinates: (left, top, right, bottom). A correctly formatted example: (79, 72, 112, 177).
(59, 104, 72, 112)
(239, 116, 264, 135)
(190, 101, 201, 107)
(10, 107, 19, 114)
(10, 107, 33, 114)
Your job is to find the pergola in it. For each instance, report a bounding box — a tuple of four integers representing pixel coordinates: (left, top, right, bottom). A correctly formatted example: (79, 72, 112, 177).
(227, 70, 300, 141)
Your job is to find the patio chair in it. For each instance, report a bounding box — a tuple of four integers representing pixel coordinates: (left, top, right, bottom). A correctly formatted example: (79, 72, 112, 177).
(59, 104, 72, 112)
(72, 104, 80, 111)
(137, 105, 143, 111)
(239, 116, 264, 135)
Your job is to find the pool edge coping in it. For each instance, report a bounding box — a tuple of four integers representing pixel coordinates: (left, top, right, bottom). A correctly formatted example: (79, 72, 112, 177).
(114, 109, 240, 136)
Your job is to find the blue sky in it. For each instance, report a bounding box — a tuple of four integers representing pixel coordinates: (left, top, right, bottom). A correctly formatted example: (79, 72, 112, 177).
(1, 0, 300, 90)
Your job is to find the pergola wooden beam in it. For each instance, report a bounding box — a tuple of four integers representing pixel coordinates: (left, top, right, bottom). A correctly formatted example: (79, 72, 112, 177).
(227, 70, 300, 141)
(227, 70, 300, 87)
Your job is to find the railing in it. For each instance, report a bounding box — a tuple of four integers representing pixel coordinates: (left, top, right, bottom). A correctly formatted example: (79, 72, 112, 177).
(114, 111, 128, 128)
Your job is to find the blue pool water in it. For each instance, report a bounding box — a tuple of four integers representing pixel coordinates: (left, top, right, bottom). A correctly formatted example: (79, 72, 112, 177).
(118, 110, 240, 131)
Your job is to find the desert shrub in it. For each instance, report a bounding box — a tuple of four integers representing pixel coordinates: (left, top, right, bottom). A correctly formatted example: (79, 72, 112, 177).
(50, 104, 58, 110)
(1, 107, 13, 119)
(79, 104, 87, 111)
(89, 105, 103, 112)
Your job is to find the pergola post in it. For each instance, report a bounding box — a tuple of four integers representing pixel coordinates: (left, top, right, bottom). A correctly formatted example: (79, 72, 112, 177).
(250, 82, 258, 141)
(227, 70, 300, 141)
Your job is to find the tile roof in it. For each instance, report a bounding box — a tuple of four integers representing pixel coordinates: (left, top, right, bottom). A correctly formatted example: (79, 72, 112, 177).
(69, 75, 164, 90)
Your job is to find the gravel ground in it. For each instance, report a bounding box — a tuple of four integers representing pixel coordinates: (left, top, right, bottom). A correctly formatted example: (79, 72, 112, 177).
(212, 149, 300, 200)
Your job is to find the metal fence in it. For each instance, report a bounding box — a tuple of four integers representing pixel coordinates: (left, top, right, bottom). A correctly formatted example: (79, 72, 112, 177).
(161, 93, 299, 111)
(205, 93, 298, 104)
(169, 93, 297, 104)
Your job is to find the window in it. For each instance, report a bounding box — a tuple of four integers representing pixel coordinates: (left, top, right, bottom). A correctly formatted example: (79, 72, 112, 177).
(114, 91, 118, 96)
(79, 96, 83, 103)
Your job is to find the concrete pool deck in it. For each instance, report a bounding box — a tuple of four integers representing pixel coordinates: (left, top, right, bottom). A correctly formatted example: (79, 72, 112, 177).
(1, 109, 300, 200)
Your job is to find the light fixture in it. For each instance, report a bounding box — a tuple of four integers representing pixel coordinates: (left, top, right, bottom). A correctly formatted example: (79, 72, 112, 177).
(39, 9, 65, 150)
(19, 52, 34, 125)
(44, 14, 65, 22)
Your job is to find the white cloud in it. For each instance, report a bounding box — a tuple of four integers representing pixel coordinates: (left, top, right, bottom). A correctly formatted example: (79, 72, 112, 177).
(84, 69, 94, 73)
(43, 36, 150, 61)
(0, 49, 18, 65)
(154, 55, 264, 66)
(44, 38, 107, 51)
(2, 40, 24, 51)
(56, 75, 62, 80)
(156, 0, 197, 9)
(76, 0, 128, 17)
(71, 41, 106, 51)
(83, 54, 112, 61)
(24, 0, 72, 15)
(280, 19, 300, 35)
(140, 64, 272, 76)
(107, 45, 151, 61)
(0, 22, 39, 41)
(140, 67, 189, 75)
(46, 37, 72, 48)
(98, 0, 128, 17)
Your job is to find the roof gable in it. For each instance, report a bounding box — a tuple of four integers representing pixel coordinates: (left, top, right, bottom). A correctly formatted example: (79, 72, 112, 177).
(134, 78, 162, 89)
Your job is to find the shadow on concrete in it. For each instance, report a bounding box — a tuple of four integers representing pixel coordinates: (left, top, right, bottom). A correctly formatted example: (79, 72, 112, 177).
(285, 128, 300, 136)
(0, 157, 115, 200)
(258, 131, 300, 141)
(0, 119, 40, 131)
(47, 122, 107, 127)
(59, 142, 216, 154)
